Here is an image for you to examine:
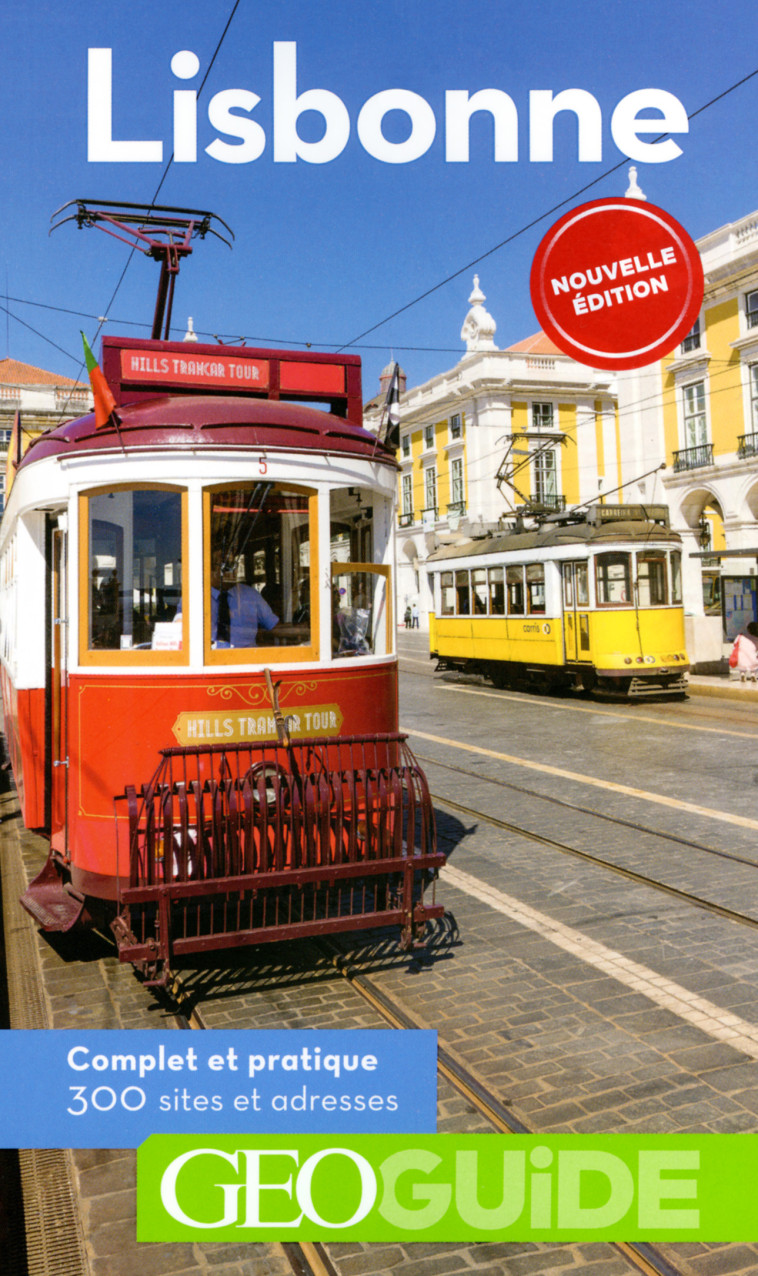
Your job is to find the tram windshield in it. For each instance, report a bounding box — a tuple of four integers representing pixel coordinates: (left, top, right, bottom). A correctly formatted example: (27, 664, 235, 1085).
(207, 484, 313, 652)
(86, 486, 184, 654)
(596, 552, 631, 606)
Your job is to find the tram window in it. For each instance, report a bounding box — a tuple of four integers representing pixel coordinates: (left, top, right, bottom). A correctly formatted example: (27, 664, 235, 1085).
(85, 487, 185, 659)
(576, 563, 589, 606)
(637, 553, 668, 607)
(472, 568, 488, 614)
(596, 552, 631, 606)
(331, 566, 389, 657)
(507, 565, 525, 614)
(526, 562, 545, 614)
(671, 551, 683, 605)
(563, 567, 573, 608)
(488, 566, 505, 615)
(455, 570, 470, 614)
(207, 484, 314, 654)
(440, 571, 455, 616)
(328, 487, 391, 659)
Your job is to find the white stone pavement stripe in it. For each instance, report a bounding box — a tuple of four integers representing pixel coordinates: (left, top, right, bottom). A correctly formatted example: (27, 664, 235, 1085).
(437, 682, 758, 740)
(443, 862, 758, 1061)
(404, 727, 758, 832)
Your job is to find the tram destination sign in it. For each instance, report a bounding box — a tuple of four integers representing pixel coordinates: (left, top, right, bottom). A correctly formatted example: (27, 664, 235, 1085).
(119, 347, 348, 395)
(121, 347, 271, 390)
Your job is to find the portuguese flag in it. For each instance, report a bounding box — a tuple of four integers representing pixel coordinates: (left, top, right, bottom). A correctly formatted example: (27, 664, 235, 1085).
(81, 331, 117, 428)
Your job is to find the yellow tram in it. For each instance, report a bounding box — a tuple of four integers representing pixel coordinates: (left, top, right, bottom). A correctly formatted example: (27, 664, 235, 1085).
(426, 505, 689, 697)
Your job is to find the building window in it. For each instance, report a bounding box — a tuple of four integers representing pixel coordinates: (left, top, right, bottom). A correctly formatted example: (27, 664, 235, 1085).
(681, 317, 701, 352)
(751, 366, 758, 433)
(424, 424, 435, 450)
(401, 434, 410, 458)
(531, 402, 554, 431)
(449, 413, 462, 440)
(401, 473, 413, 518)
(424, 466, 438, 515)
(533, 447, 558, 504)
(682, 381, 707, 448)
(747, 291, 758, 329)
(450, 457, 464, 507)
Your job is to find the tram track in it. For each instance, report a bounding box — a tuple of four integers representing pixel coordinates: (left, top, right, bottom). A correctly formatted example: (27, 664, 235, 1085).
(169, 943, 696, 1276)
(1, 753, 751, 1276)
(1, 807, 743, 1276)
(416, 750, 758, 873)
(412, 760, 758, 933)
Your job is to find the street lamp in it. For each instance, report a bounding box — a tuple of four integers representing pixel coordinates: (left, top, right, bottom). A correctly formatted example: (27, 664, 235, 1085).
(698, 515, 711, 550)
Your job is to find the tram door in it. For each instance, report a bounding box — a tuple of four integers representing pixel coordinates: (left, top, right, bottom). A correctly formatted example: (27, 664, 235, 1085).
(562, 560, 591, 663)
(49, 523, 68, 850)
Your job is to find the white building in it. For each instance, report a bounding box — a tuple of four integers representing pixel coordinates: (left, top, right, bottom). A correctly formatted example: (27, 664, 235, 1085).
(365, 278, 618, 629)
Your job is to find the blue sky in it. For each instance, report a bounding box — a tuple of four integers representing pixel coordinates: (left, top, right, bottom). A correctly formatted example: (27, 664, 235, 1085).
(2, 1, 757, 400)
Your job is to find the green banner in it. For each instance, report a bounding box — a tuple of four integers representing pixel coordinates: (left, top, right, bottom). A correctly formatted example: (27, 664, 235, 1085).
(137, 1133, 758, 1241)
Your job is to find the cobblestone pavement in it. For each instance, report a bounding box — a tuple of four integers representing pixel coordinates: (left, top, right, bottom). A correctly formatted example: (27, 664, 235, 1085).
(4, 647, 758, 1274)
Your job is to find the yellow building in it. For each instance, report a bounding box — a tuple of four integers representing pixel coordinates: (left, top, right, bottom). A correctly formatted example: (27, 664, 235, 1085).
(0, 358, 91, 508)
(617, 205, 758, 666)
(364, 277, 618, 627)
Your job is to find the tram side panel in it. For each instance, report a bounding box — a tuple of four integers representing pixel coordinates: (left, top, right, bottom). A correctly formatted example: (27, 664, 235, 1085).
(430, 613, 565, 675)
(0, 513, 48, 830)
(63, 662, 400, 895)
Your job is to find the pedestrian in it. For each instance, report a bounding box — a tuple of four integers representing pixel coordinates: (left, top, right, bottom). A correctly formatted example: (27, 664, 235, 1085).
(729, 621, 758, 680)
(411, 602, 420, 629)
(404, 605, 412, 628)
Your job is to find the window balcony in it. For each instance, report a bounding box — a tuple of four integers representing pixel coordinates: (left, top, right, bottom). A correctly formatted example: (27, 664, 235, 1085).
(673, 443, 714, 472)
(446, 501, 466, 517)
(530, 493, 566, 511)
(738, 432, 758, 459)
(398, 511, 415, 527)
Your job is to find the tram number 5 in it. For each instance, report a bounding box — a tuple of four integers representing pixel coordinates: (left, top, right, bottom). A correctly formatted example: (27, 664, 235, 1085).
(259, 456, 268, 474)
(67, 1084, 146, 1114)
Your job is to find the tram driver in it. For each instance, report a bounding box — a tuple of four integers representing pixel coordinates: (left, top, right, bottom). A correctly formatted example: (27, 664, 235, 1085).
(210, 549, 279, 648)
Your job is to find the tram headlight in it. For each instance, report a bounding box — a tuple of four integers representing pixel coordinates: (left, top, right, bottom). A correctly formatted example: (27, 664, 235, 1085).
(624, 657, 633, 665)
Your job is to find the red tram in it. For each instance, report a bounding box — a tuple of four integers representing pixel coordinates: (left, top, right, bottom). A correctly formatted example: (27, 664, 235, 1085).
(0, 206, 443, 981)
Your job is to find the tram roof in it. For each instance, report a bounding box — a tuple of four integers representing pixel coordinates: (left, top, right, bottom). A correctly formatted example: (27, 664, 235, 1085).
(426, 517, 680, 563)
(16, 393, 398, 472)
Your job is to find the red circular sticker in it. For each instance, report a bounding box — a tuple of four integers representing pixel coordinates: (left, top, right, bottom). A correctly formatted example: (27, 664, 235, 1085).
(530, 199, 704, 371)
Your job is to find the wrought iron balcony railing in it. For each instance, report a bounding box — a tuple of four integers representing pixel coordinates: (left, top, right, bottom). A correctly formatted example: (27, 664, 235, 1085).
(398, 511, 415, 527)
(530, 493, 566, 511)
(672, 443, 714, 472)
(738, 432, 758, 459)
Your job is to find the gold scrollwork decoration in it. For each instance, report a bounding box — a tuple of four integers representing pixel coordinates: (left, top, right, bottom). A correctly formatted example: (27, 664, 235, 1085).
(206, 679, 320, 707)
